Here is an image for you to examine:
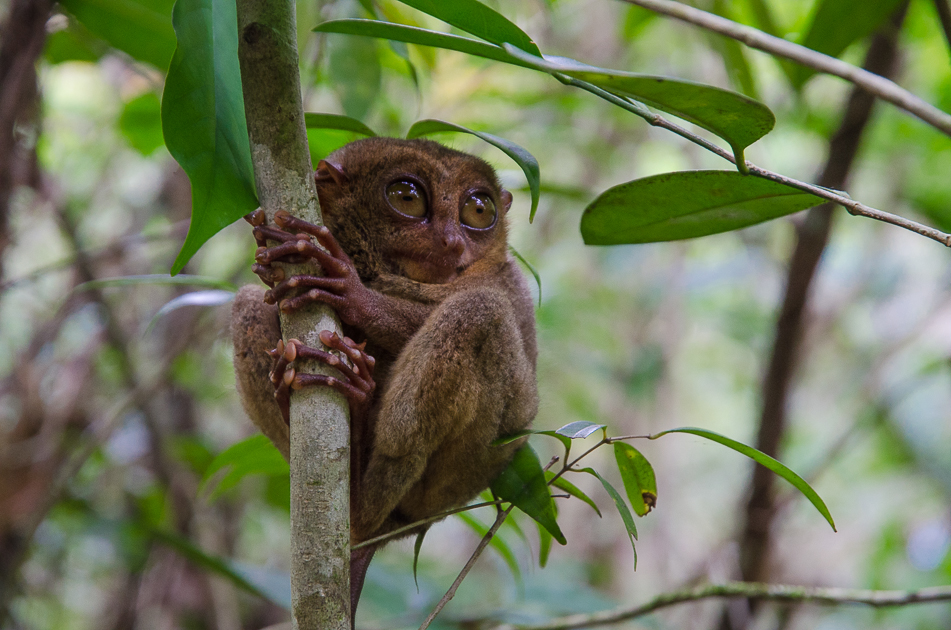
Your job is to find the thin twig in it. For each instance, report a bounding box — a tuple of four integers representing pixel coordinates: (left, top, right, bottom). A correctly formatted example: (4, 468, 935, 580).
(418, 505, 515, 630)
(351, 498, 505, 550)
(617, 0, 951, 137)
(489, 581, 951, 630)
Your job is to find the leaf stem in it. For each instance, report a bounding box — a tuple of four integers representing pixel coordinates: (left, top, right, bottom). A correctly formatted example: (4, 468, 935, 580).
(554, 76, 951, 247)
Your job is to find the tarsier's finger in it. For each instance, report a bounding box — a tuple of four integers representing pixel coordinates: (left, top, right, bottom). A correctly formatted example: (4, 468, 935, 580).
(291, 372, 369, 405)
(255, 239, 331, 265)
(252, 263, 285, 287)
(320, 330, 375, 381)
(268, 339, 291, 385)
(275, 370, 292, 425)
(288, 339, 366, 387)
(273, 210, 326, 239)
(252, 224, 299, 245)
(266, 275, 346, 304)
(278, 288, 346, 314)
(244, 209, 266, 226)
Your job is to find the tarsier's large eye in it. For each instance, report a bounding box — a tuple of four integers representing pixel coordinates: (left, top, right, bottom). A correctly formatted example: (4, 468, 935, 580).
(386, 180, 427, 218)
(460, 193, 497, 229)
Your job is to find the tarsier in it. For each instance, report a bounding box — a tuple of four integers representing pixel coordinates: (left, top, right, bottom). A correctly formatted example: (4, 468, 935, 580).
(231, 138, 538, 617)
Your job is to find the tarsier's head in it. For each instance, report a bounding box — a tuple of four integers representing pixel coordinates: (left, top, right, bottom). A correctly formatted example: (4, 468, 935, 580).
(314, 137, 513, 284)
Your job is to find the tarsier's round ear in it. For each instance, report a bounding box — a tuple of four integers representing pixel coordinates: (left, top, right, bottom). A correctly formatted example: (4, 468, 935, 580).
(500, 189, 513, 214)
(315, 160, 348, 185)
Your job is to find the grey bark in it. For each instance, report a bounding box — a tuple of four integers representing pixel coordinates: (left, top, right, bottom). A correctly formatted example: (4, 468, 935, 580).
(235, 2, 351, 628)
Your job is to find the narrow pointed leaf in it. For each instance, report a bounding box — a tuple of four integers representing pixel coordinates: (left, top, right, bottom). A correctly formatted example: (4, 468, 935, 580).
(76, 274, 236, 292)
(412, 529, 426, 591)
(536, 520, 553, 567)
(546, 471, 602, 517)
(163, 0, 258, 274)
(582, 170, 824, 245)
(201, 435, 289, 501)
(613, 443, 657, 517)
(152, 529, 290, 608)
(313, 19, 533, 68)
(407, 119, 540, 221)
(580, 468, 637, 567)
(304, 112, 377, 136)
(555, 420, 605, 439)
(146, 289, 234, 334)
(505, 47, 775, 154)
(457, 511, 522, 584)
(509, 246, 541, 305)
(651, 427, 836, 531)
(395, 0, 541, 56)
(491, 445, 567, 545)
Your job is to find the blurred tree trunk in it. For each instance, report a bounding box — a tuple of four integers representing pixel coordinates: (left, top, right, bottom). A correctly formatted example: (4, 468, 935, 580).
(721, 5, 909, 630)
(235, 2, 351, 628)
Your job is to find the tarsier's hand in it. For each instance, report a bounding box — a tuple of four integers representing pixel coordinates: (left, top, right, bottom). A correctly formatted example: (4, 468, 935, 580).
(266, 332, 375, 425)
(246, 209, 371, 327)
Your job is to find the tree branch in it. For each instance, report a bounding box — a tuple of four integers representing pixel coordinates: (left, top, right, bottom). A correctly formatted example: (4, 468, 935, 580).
(235, 2, 350, 628)
(617, 0, 951, 138)
(553, 73, 951, 248)
(488, 582, 951, 630)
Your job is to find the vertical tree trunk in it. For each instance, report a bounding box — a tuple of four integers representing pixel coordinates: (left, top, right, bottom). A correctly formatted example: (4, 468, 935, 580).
(235, 3, 351, 628)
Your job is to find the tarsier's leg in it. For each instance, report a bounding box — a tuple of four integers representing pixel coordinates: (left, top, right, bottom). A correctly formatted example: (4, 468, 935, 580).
(354, 287, 538, 539)
(232, 285, 289, 460)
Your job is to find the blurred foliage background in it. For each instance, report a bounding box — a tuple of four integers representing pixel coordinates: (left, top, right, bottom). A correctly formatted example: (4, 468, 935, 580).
(1, 0, 951, 629)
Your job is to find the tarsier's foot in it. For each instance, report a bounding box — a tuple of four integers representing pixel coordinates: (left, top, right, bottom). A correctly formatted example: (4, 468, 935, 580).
(267, 331, 376, 424)
(249, 210, 370, 323)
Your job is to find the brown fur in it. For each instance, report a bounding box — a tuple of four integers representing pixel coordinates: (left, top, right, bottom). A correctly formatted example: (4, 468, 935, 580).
(232, 137, 538, 543)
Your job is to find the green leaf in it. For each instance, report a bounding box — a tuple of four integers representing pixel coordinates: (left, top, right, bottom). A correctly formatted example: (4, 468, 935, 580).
(120, 92, 166, 155)
(581, 170, 824, 245)
(457, 511, 522, 584)
(546, 471, 602, 517)
(304, 112, 378, 136)
(490, 445, 567, 545)
(579, 467, 637, 567)
(44, 22, 105, 64)
(76, 274, 236, 292)
(162, 0, 259, 274)
(201, 435, 289, 501)
(395, 0, 541, 56)
(413, 529, 426, 592)
(555, 420, 605, 439)
(304, 113, 378, 161)
(651, 427, 836, 531)
(536, 520, 553, 568)
(791, 0, 905, 89)
(59, 0, 176, 70)
(612, 443, 657, 517)
(313, 20, 535, 68)
(509, 246, 541, 305)
(503, 47, 775, 156)
(146, 290, 235, 334)
(407, 119, 541, 222)
(151, 529, 290, 609)
(327, 29, 382, 120)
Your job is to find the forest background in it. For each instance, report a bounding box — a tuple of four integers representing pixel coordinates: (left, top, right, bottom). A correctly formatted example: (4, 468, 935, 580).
(1, 0, 951, 629)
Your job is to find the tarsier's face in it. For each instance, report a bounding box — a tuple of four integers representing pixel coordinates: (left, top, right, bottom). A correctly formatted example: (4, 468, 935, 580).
(317, 138, 513, 285)
(379, 167, 513, 284)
